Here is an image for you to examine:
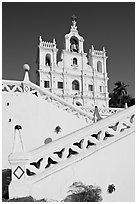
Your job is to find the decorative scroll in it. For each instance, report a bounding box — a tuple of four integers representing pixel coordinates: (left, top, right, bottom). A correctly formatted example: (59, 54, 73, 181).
(54, 148, 65, 158)
(73, 139, 84, 149)
(45, 157, 58, 168)
(91, 131, 101, 140)
(67, 148, 78, 158)
(108, 122, 119, 131)
(86, 140, 96, 148)
(26, 169, 36, 176)
(30, 158, 43, 169)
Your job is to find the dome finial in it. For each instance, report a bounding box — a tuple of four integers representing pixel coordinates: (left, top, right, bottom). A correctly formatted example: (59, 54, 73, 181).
(23, 64, 30, 82)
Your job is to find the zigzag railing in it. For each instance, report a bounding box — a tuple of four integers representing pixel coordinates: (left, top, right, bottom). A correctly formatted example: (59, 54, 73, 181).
(2, 80, 94, 124)
(9, 105, 135, 185)
(23, 81, 94, 124)
(81, 107, 123, 117)
(2, 79, 123, 124)
(2, 80, 23, 93)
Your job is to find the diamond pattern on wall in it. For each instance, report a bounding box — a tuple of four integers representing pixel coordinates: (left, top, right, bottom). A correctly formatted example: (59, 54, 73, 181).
(13, 166, 24, 179)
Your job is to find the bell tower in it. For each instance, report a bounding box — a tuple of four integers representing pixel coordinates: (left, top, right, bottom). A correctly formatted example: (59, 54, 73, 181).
(37, 15, 109, 108)
(37, 36, 58, 90)
(64, 15, 84, 54)
(60, 15, 89, 105)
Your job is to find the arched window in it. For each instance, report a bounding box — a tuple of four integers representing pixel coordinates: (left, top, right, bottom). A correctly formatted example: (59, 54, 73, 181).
(72, 80, 79, 90)
(73, 58, 78, 65)
(97, 61, 102, 72)
(45, 54, 51, 66)
(70, 36, 79, 52)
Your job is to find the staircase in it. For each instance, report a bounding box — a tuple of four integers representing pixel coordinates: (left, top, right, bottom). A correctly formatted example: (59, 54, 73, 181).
(2, 79, 94, 124)
(8, 105, 135, 201)
(2, 69, 135, 201)
(2, 79, 123, 124)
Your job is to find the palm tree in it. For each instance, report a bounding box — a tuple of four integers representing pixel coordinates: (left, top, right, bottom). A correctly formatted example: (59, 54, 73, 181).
(112, 81, 129, 107)
(122, 94, 135, 107)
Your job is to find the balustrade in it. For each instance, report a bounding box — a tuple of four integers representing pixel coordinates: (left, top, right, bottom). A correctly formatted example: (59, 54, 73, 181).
(81, 107, 123, 116)
(2, 80, 23, 93)
(39, 38, 56, 49)
(2, 79, 94, 124)
(4, 65, 135, 199)
(9, 105, 135, 184)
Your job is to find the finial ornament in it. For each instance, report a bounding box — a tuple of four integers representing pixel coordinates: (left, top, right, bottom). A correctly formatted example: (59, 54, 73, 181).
(23, 64, 30, 82)
(23, 64, 30, 72)
(71, 14, 77, 27)
(72, 14, 76, 22)
(71, 14, 77, 31)
(39, 36, 42, 42)
(53, 38, 56, 44)
(91, 45, 94, 51)
(52, 38, 56, 48)
(103, 47, 105, 52)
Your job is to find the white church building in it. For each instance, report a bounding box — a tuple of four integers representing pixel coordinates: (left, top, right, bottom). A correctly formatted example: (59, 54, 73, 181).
(37, 15, 109, 108)
(2, 16, 135, 202)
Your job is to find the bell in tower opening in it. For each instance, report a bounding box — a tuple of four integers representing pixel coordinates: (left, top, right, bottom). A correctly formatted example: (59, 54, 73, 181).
(38, 15, 109, 109)
(70, 36, 79, 52)
(70, 14, 79, 52)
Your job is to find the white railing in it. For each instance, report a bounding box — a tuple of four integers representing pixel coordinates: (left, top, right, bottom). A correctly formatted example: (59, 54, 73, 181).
(81, 107, 123, 117)
(25, 81, 95, 124)
(9, 105, 135, 184)
(2, 79, 94, 124)
(2, 80, 23, 93)
(2, 79, 124, 122)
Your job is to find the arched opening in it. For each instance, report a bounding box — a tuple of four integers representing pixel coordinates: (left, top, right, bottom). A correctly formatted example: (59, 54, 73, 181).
(97, 61, 102, 72)
(72, 80, 79, 90)
(70, 36, 79, 52)
(73, 58, 78, 65)
(45, 54, 51, 66)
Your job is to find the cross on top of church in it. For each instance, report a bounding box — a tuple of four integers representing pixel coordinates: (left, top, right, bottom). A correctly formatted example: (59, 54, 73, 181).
(71, 14, 76, 22)
(71, 14, 77, 29)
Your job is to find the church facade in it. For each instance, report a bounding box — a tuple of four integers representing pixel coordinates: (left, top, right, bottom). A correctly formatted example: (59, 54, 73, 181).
(37, 16, 109, 108)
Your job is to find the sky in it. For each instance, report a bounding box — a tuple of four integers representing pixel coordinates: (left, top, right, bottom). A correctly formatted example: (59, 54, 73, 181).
(2, 2, 135, 97)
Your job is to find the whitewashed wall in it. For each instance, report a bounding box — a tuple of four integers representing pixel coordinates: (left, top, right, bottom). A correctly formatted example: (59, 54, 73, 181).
(31, 132, 135, 202)
(2, 92, 88, 168)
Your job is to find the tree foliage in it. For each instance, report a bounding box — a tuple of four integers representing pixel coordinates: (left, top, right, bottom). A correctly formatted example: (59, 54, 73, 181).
(109, 81, 135, 108)
(3, 196, 49, 202)
(2, 169, 11, 200)
(63, 181, 103, 202)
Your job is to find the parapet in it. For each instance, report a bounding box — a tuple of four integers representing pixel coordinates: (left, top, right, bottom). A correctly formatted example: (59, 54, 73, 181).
(89, 45, 107, 57)
(39, 36, 57, 49)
